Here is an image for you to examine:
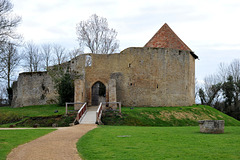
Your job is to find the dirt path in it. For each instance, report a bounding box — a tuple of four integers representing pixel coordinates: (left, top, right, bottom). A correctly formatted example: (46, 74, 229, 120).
(7, 124, 97, 160)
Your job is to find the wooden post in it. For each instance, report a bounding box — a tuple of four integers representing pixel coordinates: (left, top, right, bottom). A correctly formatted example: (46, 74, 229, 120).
(65, 103, 68, 115)
(119, 102, 121, 113)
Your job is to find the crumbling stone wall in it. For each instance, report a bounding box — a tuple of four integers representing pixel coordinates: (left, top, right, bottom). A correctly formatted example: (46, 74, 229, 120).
(73, 47, 195, 106)
(12, 72, 58, 107)
(12, 47, 196, 107)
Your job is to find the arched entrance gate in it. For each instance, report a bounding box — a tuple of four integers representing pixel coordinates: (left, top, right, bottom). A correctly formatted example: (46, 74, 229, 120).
(91, 81, 106, 105)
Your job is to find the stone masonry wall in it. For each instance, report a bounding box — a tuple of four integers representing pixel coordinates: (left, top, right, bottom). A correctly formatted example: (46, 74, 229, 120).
(73, 47, 195, 106)
(12, 72, 58, 107)
(12, 47, 196, 107)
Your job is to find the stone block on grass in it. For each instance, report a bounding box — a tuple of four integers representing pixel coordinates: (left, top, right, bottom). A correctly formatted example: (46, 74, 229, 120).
(198, 120, 224, 134)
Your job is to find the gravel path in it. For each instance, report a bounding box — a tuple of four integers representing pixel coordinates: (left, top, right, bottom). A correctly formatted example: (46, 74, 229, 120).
(7, 124, 97, 160)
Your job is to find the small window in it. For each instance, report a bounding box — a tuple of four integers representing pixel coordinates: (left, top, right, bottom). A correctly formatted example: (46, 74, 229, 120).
(85, 55, 92, 67)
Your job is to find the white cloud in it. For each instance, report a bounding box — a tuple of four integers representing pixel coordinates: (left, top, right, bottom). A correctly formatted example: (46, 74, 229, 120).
(11, 0, 240, 81)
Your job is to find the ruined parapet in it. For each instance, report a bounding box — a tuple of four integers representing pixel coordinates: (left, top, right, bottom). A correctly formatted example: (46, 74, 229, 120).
(198, 120, 224, 134)
(12, 72, 58, 108)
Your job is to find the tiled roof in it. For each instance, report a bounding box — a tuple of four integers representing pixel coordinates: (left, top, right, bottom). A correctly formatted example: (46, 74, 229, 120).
(144, 23, 192, 52)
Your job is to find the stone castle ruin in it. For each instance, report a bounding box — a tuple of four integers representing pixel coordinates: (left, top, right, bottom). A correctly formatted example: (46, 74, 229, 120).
(12, 23, 198, 108)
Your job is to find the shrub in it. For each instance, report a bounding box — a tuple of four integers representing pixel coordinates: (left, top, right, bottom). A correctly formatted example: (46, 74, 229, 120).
(55, 72, 74, 106)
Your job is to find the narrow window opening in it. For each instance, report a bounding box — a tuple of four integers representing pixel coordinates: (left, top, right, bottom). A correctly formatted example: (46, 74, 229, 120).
(128, 63, 131, 67)
(157, 84, 158, 88)
(85, 55, 92, 67)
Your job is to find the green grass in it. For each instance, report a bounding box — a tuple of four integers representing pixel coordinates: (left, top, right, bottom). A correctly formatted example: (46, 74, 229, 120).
(0, 129, 55, 160)
(102, 105, 240, 126)
(77, 126, 240, 160)
(0, 104, 75, 127)
(0, 104, 67, 117)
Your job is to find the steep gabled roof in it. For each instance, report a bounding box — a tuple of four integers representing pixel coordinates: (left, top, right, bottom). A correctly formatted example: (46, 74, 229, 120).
(145, 23, 193, 52)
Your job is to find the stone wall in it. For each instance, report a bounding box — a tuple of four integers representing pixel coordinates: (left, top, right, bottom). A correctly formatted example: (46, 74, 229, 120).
(73, 47, 195, 106)
(12, 72, 58, 107)
(12, 47, 196, 107)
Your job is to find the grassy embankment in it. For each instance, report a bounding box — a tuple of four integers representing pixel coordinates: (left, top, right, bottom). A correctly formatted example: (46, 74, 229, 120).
(0, 129, 55, 160)
(102, 105, 240, 126)
(77, 126, 240, 160)
(1, 104, 239, 127)
(0, 104, 75, 127)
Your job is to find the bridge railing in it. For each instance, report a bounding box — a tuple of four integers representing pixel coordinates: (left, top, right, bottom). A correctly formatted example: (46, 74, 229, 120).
(76, 102, 87, 122)
(96, 102, 103, 124)
(66, 102, 87, 124)
(65, 102, 86, 115)
(96, 102, 121, 124)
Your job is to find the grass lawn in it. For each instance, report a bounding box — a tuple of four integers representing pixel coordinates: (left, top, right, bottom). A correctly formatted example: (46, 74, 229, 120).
(0, 129, 55, 160)
(77, 126, 240, 160)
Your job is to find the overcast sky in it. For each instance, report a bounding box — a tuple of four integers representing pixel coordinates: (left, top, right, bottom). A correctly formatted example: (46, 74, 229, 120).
(11, 0, 240, 82)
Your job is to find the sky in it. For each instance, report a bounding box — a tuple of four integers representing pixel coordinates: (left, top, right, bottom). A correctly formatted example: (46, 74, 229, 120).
(11, 0, 240, 83)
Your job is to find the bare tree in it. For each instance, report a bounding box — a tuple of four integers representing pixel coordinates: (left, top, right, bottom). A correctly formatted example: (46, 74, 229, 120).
(0, 86, 8, 106)
(227, 59, 240, 108)
(0, 0, 21, 81)
(0, 86, 7, 99)
(0, 0, 21, 45)
(53, 44, 66, 65)
(76, 14, 119, 54)
(217, 62, 229, 83)
(68, 48, 82, 60)
(195, 78, 200, 101)
(198, 74, 222, 106)
(216, 59, 240, 109)
(198, 59, 240, 120)
(22, 42, 42, 72)
(217, 59, 240, 83)
(0, 42, 20, 88)
(41, 43, 52, 70)
(228, 59, 240, 83)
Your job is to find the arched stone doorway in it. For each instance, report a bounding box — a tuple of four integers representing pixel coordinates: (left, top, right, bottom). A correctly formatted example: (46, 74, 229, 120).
(91, 81, 106, 105)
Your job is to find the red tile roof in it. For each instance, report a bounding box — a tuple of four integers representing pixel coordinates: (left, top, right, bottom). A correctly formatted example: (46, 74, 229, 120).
(145, 23, 192, 52)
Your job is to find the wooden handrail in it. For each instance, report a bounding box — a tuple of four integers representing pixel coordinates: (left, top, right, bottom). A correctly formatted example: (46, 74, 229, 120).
(65, 102, 85, 115)
(66, 102, 87, 124)
(96, 102, 103, 124)
(77, 102, 87, 123)
(96, 102, 121, 125)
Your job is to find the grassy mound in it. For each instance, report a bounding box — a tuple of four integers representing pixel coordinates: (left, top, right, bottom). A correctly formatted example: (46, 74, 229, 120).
(0, 104, 76, 127)
(15, 114, 76, 127)
(102, 105, 240, 126)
